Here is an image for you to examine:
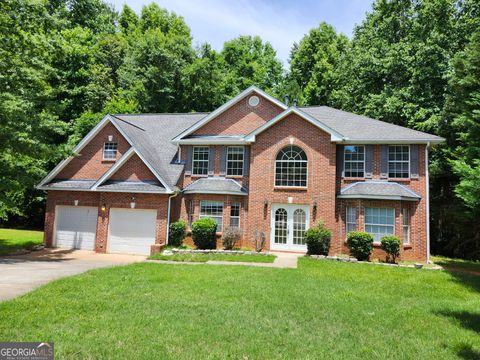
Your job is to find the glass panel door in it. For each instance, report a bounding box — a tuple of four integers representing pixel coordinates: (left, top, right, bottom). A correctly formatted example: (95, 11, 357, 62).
(274, 208, 288, 244)
(292, 209, 307, 245)
(271, 204, 309, 249)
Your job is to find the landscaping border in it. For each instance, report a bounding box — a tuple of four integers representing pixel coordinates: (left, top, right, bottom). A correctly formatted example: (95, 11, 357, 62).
(307, 255, 442, 270)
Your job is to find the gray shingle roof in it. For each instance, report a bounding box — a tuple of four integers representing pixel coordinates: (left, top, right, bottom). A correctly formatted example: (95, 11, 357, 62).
(42, 179, 96, 190)
(96, 180, 167, 192)
(183, 177, 247, 195)
(110, 113, 207, 188)
(299, 106, 443, 143)
(339, 181, 421, 201)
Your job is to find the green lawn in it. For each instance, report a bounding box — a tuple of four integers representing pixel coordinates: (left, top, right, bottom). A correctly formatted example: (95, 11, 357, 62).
(432, 255, 480, 274)
(149, 252, 276, 263)
(0, 258, 478, 359)
(0, 228, 43, 255)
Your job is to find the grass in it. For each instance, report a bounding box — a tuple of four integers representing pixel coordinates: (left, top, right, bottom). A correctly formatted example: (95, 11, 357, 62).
(0, 228, 43, 255)
(149, 252, 276, 263)
(432, 255, 480, 274)
(0, 258, 479, 359)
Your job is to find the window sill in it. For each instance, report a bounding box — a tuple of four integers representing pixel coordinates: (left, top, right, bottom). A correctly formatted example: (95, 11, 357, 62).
(274, 186, 308, 191)
(190, 175, 209, 178)
(225, 175, 244, 179)
(342, 177, 366, 181)
(101, 159, 116, 163)
(387, 178, 411, 182)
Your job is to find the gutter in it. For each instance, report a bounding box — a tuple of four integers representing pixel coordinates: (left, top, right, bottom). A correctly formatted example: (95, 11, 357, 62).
(165, 189, 181, 245)
(425, 142, 431, 263)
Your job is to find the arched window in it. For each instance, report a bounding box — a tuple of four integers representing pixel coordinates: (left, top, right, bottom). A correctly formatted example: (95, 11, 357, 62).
(275, 145, 307, 187)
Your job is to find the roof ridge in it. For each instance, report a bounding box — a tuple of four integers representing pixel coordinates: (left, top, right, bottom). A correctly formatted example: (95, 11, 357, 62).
(113, 112, 210, 116)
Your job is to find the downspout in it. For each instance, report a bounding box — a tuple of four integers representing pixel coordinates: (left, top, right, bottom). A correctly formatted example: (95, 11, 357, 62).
(425, 142, 430, 263)
(166, 189, 180, 245)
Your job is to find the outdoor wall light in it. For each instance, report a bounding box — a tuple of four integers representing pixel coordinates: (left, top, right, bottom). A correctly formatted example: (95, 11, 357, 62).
(74, 200, 79, 206)
(263, 199, 268, 207)
(101, 203, 106, 212)
(313, 200, 317, 211)
(130, 196, 136, 209)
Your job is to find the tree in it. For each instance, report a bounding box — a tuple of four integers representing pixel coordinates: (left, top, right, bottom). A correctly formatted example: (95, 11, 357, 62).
(220, 36, 283, 96)
(287, 22, 348, 106)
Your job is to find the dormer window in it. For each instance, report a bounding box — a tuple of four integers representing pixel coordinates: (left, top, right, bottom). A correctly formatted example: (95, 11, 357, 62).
(103, 142, 118, 160)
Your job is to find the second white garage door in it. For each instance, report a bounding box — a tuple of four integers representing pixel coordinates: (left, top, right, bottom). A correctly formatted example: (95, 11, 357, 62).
(108, 208, 157, 255)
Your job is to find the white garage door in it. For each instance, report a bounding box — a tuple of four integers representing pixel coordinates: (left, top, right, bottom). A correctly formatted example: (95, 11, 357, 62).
(55, 206, 97, 250)
(108, 208, 157, 255)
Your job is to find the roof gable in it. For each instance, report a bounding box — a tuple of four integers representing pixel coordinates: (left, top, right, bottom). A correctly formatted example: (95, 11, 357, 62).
(245, 107, 345, 142)
(172, 86, 287, 142)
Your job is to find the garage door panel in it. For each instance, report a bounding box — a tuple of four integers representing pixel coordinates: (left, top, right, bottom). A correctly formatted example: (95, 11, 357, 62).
(108, 208, 157, 255)
(55, 206, 97, 250)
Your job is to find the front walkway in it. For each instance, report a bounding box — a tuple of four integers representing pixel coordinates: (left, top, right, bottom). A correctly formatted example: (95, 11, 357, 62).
(147, 251, 303, 268)
(0, 249, 145, 301)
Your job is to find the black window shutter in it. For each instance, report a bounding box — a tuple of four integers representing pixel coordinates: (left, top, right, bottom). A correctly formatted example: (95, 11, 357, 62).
(220, 146, 227, 176)
(243, 146, 250, 176)
(185, 146, 192, 174)
(365, 145, 374, 178)
(208, 146, 215, 176)
(410, 145, 419, 178)
(381, 145, 389, 178)
(336, 145, 344, 178)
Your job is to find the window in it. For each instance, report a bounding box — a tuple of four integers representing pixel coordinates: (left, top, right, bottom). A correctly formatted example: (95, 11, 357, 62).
(364, 207, 395, 243)
(388, 145, 409, 178)
(200, 201, 223, 232)
(344, 146, 365, 178)
(187, 200, 194, 227)
(103, 142, 118, 160)
(230, 202, 240, 228)
(346, 207, 357, 233)
(293, 209, 307, 245)
(275, 145, 307, 187)
(192, 146, 209, 175)
(402, 208, 411, 244)
(227, 147, 244, 176)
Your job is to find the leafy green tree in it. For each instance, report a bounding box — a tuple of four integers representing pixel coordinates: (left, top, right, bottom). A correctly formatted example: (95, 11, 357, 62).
(221, 36, 283, 96)
(119, 4, 138, 33)
(287, 22, 348, 106)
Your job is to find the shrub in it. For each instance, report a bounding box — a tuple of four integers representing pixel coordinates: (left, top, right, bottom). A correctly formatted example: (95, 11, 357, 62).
(168, 220, 187, 247)
(304, 222, 332, 255)
(381, 235, 401, 263)
(346, 231, 374, 261)
(191, 218, 217, 249)
(222, 227, 242, 250)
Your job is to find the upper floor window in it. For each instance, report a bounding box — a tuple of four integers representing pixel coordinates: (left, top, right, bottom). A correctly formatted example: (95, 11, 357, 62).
(192, 146, 209, 175)
(275, 145, 307, 187)
(103, 142, 118, 160)
(389, 145, 409, 178)
(200, 200, 223, 232)
(344, 145, 365, 178)
(227, 146, 244, 176)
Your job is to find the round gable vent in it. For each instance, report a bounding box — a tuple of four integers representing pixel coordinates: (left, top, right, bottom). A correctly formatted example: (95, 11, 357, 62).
(248, 95, 260, 107)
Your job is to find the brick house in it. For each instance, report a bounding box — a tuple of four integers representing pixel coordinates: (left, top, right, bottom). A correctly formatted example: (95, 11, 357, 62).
(38, 86, 443, 261)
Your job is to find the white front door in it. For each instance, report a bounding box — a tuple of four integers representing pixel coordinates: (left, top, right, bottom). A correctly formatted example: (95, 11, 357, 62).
(270, 204, 310, 251)
(108, 208, 157, 255)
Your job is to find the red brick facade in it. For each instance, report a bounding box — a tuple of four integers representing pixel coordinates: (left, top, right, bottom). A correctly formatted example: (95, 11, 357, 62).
(43, 90, 431, 261)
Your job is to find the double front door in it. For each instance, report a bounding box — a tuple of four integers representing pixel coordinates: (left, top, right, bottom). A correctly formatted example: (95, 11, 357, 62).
(270, 204, 310, 251)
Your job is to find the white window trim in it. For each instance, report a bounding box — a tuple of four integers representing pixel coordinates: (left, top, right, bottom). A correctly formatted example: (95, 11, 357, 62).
(344, 145, 365, 178)
(402, 208, 411, 244)
(364, 207, 395, 243)
(274, 146, 308, 189)
(103, 142, 118, 161)
(346, 206, 357, 234)
(229, 202, 241, 228)
(199, 200, 224, 232)
(388, 145, 410, 179)
(192, 146, 210, 176)
(226, 146, 244, 177)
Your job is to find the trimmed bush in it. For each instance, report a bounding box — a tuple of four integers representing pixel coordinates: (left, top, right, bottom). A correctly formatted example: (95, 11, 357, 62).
(346, 231, 374, 261)
(191, 218, 217, 249)
(168, 220, 187, 247)
(381, 235, 401, 263)
(304, 222, 332, 255)
(222, 227, 242, 250)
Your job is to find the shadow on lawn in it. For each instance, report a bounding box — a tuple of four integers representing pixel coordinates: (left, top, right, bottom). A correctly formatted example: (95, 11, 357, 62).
(436, 310, 480, 360)
(441, 268, 480, 293)
(0, 239, 39, 255)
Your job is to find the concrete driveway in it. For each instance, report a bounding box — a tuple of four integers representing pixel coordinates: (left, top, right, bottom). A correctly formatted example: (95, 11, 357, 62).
(0, 249, 145, 301)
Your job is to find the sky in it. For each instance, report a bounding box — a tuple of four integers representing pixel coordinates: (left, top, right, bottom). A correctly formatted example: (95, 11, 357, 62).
(109, 0, 374, 64)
